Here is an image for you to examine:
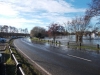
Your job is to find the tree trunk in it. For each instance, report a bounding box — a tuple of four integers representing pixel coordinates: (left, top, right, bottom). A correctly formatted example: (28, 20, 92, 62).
(76, 34, 78, 43)
(53, 35, 56, 43)
(79, 35, 83, 43)
(89, 33, 92, 40)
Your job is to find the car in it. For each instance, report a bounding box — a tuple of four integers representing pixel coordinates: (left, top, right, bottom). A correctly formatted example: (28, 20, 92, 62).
(0, 38, 6, 43)
(11, 36, 17, 39)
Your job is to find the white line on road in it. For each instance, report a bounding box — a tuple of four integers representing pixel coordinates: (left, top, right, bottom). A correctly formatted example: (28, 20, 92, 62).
(67, 54, 92, 62)
(14, 41, 52, 75)
(21, 38, 92, 62)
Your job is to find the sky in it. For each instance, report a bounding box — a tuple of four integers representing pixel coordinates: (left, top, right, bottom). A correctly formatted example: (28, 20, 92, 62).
(0, 0, 92, 32)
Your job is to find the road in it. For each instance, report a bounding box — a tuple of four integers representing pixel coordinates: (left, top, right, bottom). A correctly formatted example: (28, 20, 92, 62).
(14, 38, 100, 75)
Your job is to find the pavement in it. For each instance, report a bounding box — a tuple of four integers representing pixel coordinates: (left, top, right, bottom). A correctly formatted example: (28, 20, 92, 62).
(14, 38, 100, 75)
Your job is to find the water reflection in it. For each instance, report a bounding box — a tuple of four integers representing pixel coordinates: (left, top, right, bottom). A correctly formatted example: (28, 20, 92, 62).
(25, 37, 32, 42)
(26, 36, 100, 54)
(26, 35, 100, 46)
(45, 35, 100, 45)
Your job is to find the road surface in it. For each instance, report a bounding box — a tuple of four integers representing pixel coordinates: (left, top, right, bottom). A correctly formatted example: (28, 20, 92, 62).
(14, 38, 100, 75)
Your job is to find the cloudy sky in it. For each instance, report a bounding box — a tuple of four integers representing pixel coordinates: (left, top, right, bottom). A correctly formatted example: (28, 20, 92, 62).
(0, 0, 91, 32)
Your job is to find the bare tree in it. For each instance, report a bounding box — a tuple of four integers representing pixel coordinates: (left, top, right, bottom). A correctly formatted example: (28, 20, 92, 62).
(24, 28, 28, 33)
(1, 25, 8, 33)
(87, 0, 100, 17)
(86, 0, 100, 24)
(63, 23, 69, 35)
(67, 15, 91, 42)
(48, 23, 65, 42)
(85, 0, 100, 36)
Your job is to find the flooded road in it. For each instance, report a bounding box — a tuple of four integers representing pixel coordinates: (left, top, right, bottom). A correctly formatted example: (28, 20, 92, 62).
(14, 38, 100, 75)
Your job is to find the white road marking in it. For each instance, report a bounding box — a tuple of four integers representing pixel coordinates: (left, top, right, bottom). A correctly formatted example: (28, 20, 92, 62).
(67, 54, 92, 62)
(14, 41, 52, 75)
(21, 38, 92, 62)
(61, 45, 65, 46)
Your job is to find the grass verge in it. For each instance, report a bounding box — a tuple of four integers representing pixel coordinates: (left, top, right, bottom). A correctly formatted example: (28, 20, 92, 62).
(68, 45, 100, 51)
(32, 37, 99, 51)
(31, 37, 61, 45)
(5, 39, 42, 75)
(5, 48, 16, 75)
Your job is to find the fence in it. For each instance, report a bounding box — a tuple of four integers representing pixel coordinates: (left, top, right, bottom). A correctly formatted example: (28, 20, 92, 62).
(9, 46, 25, 75)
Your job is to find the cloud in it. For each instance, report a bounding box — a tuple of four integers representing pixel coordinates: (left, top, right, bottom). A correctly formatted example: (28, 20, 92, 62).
(0, 0, 86, 31)
(0, 17, 43, 28)
(0, 2, 18, 16)
(0, 0, 85, 13)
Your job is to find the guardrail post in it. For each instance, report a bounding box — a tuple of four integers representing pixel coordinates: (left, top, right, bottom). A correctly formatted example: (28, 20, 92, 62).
(67, 42, 69, 48)
(48, 40, 49, 43)
(52, 40, 53, 44)
(59, 41, 61, 46)
(56, 41, 57, 46)
(79, 42, 81, 50)
(67, 42, 69, 45)
(97, 44, 99, 54)
(97, 44, 99, 49)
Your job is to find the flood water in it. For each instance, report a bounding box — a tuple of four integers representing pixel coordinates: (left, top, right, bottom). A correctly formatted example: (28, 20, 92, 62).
(45, 35, 100, 45)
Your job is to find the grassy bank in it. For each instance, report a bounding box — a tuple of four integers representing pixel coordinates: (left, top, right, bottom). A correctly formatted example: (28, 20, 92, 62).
(31, 37, 61, 44)
(5, 40, 42, 75)
(5, 47, 16, 75)
(32, 37, 99, 51)
(68, 43, 100, 51)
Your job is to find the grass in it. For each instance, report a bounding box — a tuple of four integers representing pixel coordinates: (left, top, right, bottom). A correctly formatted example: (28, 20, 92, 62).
(31, 37, 61, 44)
(32, 37, 99, 51)
(68, 44, 100, 51)
(5, 40, 42, 75)
(5, 47, 16, 75)
(11, 48, 41, 75)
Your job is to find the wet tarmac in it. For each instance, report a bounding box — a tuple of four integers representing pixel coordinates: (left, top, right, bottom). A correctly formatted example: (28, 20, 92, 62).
(14, 38, 100, 75)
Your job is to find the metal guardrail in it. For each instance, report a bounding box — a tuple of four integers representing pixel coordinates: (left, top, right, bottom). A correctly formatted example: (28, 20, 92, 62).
(9, 46, 25, 75)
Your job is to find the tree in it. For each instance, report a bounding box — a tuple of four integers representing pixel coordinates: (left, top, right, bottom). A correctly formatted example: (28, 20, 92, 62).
(30, 26, 46, 38)
(4, 25, 8, 33)
(1, 25, 9, 33)
(67, 15, 91, 42)
(48, 23, 65, 42)
(9, 26, 12, 33)
(57, 25, 65, 35)
(86, 0, 100, 25)
(24, 28, 28, 33)
(85, 0, 100, 37)
(87, 0, 100, 17)
(63, 22, 72, 35)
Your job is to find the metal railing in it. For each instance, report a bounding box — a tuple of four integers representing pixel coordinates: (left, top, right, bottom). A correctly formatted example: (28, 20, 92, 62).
(9, 46, 25, 75)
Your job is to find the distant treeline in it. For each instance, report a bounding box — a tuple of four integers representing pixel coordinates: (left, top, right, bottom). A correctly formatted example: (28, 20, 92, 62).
(0, 25, 28, 33)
